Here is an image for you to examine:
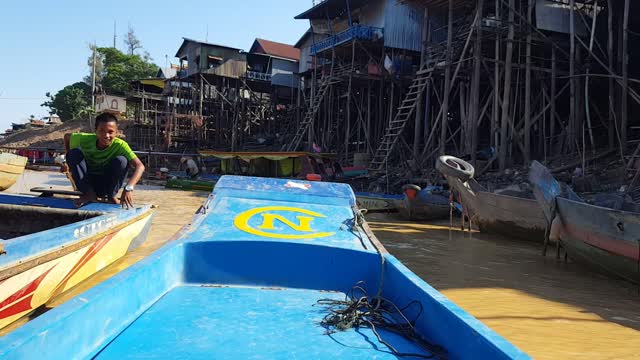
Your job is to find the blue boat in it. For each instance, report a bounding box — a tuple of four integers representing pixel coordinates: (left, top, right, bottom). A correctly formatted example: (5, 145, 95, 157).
(354, 191, 404, 212)
(0, 176, 528, 359)
(0, 194, 153, 330)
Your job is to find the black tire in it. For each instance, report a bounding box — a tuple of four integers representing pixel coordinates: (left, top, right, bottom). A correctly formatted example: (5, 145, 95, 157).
(436, 155, 475, 182)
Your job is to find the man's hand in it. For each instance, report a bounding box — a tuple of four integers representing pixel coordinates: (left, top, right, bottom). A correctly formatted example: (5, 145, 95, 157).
(59, 163, 69, 174)
(120, 190, 134, 209)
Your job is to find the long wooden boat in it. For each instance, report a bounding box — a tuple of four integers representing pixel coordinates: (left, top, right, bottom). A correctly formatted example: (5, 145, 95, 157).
(529, 161, 640, 284)
(0, 194, 153, 329)
(0, 153, 28, 191)
(437, 156, 546, 241)
(0, 176, 528, 359)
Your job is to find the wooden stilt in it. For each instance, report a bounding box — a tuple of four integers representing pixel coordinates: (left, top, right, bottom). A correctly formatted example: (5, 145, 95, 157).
(524, 0, 532, 165)
(440, 0, 454, 155)
(499, 0, 515, 171)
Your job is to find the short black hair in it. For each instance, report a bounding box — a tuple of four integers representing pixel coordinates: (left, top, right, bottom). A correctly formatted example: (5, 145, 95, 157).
(95, 112, 118, 129)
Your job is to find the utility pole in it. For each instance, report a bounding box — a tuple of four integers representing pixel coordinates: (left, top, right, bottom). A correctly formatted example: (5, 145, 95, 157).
(91, 42, 97, 112)
(113, 21, 117, 48)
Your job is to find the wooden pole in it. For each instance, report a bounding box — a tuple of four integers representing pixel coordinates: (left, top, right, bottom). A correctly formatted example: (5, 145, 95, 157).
(440, 0, 454, 155)
(492, 0, 500, 150)
(499, 0, 515, 170)
(584, 0, 598, 151)
(621, 0, 630, 147)
(470, 0, 483, 165)
(569, 0, 576, 153)
(414, 7, 428, 159)
(524, 0, 532, 165)
(550, 47, 557, 154)
(608, 0, 615, 150)
(367, 81, 372, 155)
(346, 40, 355, 164)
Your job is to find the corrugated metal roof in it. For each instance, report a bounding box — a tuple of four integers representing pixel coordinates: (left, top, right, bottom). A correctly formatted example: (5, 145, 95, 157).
(251, 39, 300, 61)
(294, 0, 370, 19)
(175, 37, 242, 58)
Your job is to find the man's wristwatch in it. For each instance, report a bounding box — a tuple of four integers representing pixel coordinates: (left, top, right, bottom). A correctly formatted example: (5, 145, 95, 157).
(124, 185, 135, 192)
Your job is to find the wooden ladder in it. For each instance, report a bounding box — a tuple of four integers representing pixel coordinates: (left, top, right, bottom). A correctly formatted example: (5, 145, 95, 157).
(367, 69, 431, 172)
(286, 65, 351, 152)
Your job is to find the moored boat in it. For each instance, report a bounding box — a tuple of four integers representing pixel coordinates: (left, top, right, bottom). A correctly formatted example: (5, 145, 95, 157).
(395, 184, 453, 221)
(0, 153, 28, 191)
(437, 155, 547, 241)
(354, 191, 403, 212)
(0, 176, 528, 359)
(529, 161, 640, 284)
(0, 194, 153, 329)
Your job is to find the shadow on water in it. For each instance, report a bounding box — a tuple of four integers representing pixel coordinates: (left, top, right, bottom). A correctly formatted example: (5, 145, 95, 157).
(366, 212, 640, 333)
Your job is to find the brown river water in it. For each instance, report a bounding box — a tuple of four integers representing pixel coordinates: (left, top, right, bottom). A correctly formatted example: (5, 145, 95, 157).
(367, 213, 640, 359)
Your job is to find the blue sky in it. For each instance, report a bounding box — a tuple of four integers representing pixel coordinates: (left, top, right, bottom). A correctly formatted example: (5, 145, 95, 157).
(0, 0, 310, 130)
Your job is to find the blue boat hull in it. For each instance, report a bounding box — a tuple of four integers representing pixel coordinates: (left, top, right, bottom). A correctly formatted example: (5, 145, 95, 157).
(0, 176, 528, 359)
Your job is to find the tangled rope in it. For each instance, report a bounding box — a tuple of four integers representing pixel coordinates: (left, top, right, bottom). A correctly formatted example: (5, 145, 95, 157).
(315, 283, 447, 359)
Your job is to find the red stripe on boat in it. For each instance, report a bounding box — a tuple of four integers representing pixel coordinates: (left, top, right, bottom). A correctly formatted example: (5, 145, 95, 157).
(0, 266, 56, 319)
(563, 223, 639, 261)
(53, 231, 118, 294)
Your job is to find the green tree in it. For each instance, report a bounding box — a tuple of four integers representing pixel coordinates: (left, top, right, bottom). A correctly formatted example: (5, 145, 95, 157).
(94, 47, 157, 95)
(41, 82, 91, 121)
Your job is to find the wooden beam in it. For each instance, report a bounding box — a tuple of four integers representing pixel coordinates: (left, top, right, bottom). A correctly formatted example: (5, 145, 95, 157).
(569, 0, 576, 153)
(608, 0, 615, 150)
(524, 0, 533, 164)
(622, 0, 630, 147)
(550, 46, 557, 155)
(470, 0, 483, 165)
(499, 0, 515, 171)
(440, 0, 454, 155)
(492, 0, 501, 150)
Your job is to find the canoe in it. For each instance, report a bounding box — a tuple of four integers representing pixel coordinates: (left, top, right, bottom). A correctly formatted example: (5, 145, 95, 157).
(354, 192, 403, 212)
(529, 161, 640, 284)
(396, 185, 453, 221)
(436, 156, 546, 241)
(0, 153, 28, 191)
(0, 176, 528, 359)
(0, 194, 153, 329)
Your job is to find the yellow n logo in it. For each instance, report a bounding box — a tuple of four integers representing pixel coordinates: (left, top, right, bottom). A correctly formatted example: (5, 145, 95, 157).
(258, 214, 314, 232)
(234, 206, 335, 239)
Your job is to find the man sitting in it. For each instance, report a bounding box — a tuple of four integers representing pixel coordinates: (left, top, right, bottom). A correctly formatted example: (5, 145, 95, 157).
(180, 156, 200, 179)
(63, 112, 145, 208)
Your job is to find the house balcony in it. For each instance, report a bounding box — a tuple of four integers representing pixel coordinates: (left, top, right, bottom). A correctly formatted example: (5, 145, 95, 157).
(310, 25, 383, 55)
(246, 71, 272, 82)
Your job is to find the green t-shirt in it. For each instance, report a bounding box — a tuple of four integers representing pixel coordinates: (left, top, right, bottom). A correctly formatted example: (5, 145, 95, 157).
(69, 133, 137, 175)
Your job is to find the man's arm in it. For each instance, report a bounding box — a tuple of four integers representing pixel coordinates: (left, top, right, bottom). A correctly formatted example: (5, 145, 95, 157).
(63, 133, 71, 152)
(127, 157, 145, 188)
(120, 157, 145, 208)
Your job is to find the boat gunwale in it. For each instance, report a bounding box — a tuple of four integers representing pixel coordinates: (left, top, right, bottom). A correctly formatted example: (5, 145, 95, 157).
(0, 207, 153, 281)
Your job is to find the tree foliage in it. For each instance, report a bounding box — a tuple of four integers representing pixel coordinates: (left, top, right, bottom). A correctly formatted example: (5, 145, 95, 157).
(43, 35, 157, 121)
(41, 82, 91, 121)
(94, 47, 157, 95)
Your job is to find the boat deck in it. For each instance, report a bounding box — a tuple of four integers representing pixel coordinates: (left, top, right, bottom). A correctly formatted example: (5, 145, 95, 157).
(95, 285, 431, 359)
